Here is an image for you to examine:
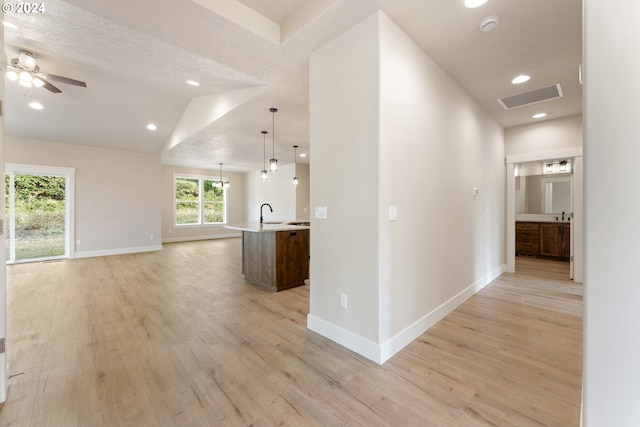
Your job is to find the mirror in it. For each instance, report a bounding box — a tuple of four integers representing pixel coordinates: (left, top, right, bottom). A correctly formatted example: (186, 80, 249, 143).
(515, 173, 572, 214)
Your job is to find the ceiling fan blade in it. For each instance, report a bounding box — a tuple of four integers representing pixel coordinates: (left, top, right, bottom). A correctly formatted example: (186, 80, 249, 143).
(42, 73, 87, 87)
(42, 80, 62, 93)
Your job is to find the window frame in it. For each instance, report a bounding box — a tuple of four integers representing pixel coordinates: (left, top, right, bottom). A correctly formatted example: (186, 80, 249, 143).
(173, 173, 227, 227)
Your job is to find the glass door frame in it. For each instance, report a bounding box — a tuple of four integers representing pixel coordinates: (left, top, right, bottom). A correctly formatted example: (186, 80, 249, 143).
(5, 163, 75, 263)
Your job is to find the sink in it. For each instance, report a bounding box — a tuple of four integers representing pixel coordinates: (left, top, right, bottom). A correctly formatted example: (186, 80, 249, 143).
(287, 221, 310, 226)
(261, 221, 283, 224)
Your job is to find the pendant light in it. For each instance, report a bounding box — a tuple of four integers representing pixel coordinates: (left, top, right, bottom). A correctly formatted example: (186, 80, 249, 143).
(218, 163, 230, 188)
(261, 131, 269, 180)
(292, 145, 299, 186)
(269, 107, 278, 171)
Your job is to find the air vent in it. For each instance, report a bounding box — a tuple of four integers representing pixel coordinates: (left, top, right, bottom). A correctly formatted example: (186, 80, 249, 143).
(497, 84, 563, 110)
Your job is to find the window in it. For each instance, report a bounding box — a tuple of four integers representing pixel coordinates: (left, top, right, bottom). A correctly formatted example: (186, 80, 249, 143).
(174, 174, 226, 225)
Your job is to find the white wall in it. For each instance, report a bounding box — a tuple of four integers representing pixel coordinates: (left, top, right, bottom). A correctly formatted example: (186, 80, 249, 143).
(378, 14, 505, 349)
(583, 0, 640, 425)
(309, 12, 381, 350)
(161, 165, 245, 242)
(4, 137, 162, 257)
(245, 163, 309, 222)
(505, 114, 582, 156)
(295, 163, 310, 220)
(308, 12, 504, 363)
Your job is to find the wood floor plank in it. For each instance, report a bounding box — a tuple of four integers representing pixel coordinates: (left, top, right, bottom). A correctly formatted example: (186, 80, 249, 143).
(0, 240, 582, 426)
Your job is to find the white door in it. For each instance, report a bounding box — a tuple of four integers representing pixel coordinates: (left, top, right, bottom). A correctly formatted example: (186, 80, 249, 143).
(0, 99, 7, 403)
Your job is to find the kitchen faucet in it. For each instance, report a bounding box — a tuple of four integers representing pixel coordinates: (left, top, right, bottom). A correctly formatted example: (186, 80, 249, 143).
(562, 211, 565, 221)
(260, 203, 273, 224)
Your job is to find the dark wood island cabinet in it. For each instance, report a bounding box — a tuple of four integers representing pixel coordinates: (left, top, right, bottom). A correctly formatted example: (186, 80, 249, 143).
(226, 222, 310, 291)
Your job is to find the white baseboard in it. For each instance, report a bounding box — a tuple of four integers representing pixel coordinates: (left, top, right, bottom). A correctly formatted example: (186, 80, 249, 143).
(378, 264, 504, 363)
(74, 244, 163, 259)
(308, 264, 505, 365)
(161, 233, 240, 243)
(307, 315, 383, 364)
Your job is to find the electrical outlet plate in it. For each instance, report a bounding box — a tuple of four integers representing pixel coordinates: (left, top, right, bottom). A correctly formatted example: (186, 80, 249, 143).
(389, 205, 398, 221)
(340, 293, 348, 308)
(315, 206, 327, 219)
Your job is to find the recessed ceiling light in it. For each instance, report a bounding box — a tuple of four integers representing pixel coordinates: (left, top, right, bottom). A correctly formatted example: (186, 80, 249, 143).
(147, 123, 157, 131)
(29, 101, 43, 110)
(512, 75, 531, 84)
(186, 80, 200, 86)
(465, 0, 488, 8)
(532, 113, 547, 119)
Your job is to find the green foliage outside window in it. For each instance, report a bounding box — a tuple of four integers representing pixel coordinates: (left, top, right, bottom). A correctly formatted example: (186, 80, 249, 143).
(6, 174, 65, 232)
(175, 176, 225, 225)
(5, 173, 66, 260)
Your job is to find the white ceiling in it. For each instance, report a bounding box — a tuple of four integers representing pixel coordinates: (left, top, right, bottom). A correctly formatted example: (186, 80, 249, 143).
(3, 0, 582, 172)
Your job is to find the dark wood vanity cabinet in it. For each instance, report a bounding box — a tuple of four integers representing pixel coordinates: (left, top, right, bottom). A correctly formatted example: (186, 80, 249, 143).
(515, 222, 540, 256)
(539, 223, 570, 259)
(516, 221, 570, 260)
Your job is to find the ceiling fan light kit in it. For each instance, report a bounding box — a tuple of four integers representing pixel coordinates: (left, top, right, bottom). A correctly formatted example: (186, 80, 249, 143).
(7, 49, 88, 94)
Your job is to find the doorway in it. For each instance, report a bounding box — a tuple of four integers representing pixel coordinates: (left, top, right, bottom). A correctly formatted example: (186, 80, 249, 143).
(506, 149, 583, 283)
(5, 164, 75, 263)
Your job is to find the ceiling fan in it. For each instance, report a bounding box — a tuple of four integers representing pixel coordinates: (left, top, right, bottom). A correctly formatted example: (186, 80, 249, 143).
(6, 50, 87, 93)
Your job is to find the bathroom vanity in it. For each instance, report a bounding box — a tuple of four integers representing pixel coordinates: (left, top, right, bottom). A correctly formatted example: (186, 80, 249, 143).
(516, 221, 570, 260)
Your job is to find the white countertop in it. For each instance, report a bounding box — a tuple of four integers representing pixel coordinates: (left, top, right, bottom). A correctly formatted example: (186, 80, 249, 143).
(225, 221, 310, 233)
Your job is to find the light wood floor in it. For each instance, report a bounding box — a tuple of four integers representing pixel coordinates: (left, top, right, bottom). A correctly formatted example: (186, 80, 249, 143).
(0, 239, 582, 426)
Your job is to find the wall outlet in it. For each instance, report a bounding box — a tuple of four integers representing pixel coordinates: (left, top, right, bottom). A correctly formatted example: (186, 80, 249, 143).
(150, 234, 155, 240)
(340, 293, 348, 309)
(76, 239, 81, 245)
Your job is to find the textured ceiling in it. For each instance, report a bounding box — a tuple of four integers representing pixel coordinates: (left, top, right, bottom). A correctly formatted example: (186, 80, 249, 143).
(237, 0, 306, 24)
(3, 0, 582, 172)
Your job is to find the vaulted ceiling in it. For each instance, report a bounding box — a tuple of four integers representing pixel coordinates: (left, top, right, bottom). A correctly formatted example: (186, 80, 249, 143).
(3, 0, 582, 172)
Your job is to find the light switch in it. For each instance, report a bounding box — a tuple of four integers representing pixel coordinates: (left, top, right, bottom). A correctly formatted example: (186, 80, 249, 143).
(315, 206, 327, 219)
(389, 205, 398, 221)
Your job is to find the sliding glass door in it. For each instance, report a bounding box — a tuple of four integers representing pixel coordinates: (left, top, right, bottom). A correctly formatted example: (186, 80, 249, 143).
(5, 165, 74, 263)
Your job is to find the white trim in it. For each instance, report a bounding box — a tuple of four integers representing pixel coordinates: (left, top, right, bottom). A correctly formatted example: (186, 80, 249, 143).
(307, 315, 382, 364)
(506, 164, 516, 273)
(379, 264, 504, 364)
(162, 233, 240, 243)
(5, 163, 74, 175)
(74, 245, 162, 259)
(506, 151, 583, 276)
(308, 265, 505, 365)
(4, 163, 76, 261)
(572, 157, 584, 283)
(173, 172, 228, 226)
(506, 147, 583, 165)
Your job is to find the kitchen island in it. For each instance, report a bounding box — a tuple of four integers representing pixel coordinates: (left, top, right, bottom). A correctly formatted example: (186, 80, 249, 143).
(225, 221, 310, 292)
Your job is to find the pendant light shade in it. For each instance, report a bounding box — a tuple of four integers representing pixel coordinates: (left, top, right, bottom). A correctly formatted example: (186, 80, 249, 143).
(269, 107, 278, 172)
(261, 130, 269, 180)
(217, 163, 230, 188)
(292, 145, 299, 186)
